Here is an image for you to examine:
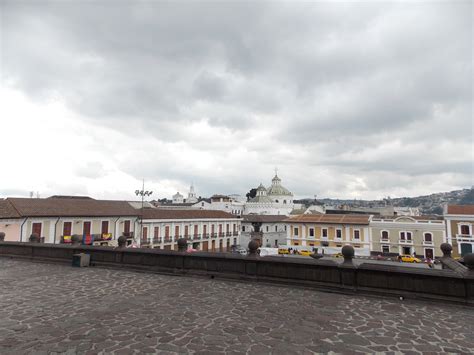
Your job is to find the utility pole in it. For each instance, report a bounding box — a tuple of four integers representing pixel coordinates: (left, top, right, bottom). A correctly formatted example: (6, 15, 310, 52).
(135, 179, 152, 243)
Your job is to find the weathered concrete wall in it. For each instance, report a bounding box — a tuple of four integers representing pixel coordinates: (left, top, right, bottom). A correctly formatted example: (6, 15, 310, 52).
(0, 242, 473, 305)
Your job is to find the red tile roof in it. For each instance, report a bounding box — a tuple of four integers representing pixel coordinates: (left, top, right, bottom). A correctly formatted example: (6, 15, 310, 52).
(446, 205, 474, 215)
(142, 208, 237, 220)
(284, 214, 370, 225)
(3, 197, 138, 218)
(0, 199, 21, 219)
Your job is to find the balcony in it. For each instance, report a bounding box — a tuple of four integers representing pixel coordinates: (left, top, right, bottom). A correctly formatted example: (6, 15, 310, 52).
(211, 233, 217, 238)
(456, 234, 473, 242)
(226, 232, 232, 237)
(380, 238, 390, 243)
(152, 238, 161, 244)
(423, 240, 434, 246)
(202, 233, 209, 238)
(399, 239, 413, 245)
(218, 233, 224, 237)
(232, 232, 239, 236)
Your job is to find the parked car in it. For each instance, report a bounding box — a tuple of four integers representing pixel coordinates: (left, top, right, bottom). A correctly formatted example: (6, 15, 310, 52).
(333, 253, 343, 258)
(399, 255, 421, 263)
(297, 250, 312, 257)
(278, 248, 290, 255)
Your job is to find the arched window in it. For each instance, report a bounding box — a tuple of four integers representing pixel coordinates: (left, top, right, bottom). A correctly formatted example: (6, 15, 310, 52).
(381, 231, 389, 240)
(424, 233, 432, 242)
(460, 225, 470, 235)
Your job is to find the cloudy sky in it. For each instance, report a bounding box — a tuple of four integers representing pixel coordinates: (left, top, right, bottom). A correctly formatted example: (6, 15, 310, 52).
(1, 1, 472, 201)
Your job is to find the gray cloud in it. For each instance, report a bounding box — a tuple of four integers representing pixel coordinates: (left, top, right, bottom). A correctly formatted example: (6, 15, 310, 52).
(1, 1, 472, 199)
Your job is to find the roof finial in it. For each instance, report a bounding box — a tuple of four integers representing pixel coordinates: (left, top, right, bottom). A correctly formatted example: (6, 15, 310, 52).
(274, 166, 278, 176)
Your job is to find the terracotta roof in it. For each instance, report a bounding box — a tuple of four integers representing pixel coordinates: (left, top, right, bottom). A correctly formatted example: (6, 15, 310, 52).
(242, 215, 288, 223)
(284, 214, 370, 225)
(142, 209, 237, 220)
(4, 197, 138, 218)
(446, 205, 474, 215)
(0, 199, 21, 219)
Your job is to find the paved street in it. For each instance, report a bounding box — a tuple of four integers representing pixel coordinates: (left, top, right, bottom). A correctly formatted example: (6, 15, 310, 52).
(0, 258, 473, 354)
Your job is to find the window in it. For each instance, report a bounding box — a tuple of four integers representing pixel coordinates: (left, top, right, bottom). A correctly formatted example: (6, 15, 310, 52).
(275, 226, 278, 232)
(142, 227, 148, 239)
(242, 226, 246, 232)
(336, 229, 342, 239)
(154, 227, 160, 238)
(424, 233, 432, 242)
(322, 228, 328, 238)
(101, 221, 109, 234)
(283, 200, 286, 204)
(184, 226, 189, 237)
(203, 225, 207, 235)
(309, 228, 314, 237)
(266, 226, 269, 232)
(406, 232, 412, 241)
(353, 230, 360, 239)
(381, 231, 389, 240)
(284, 226, 287, 231)
(294, 227, 299, 236)
(165, 226, 170, 240)
(382, 245, 390, 254)
(194, 225, 198, 236)
(175, 226, 180, 238)
(460, 225, 470, 235)
(400, 232, 406, 240)
(400, 231, 412, 241)
(63, 222, 72, 236)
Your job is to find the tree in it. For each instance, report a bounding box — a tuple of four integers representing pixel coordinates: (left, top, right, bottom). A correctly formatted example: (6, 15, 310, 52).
(246, 188, 257, 201)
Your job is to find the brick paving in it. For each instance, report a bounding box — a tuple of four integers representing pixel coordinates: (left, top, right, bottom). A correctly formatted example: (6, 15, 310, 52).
(0, 258, 473, 354)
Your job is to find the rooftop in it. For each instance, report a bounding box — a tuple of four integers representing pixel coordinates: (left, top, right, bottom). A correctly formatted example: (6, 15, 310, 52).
(142, 208, 236, 220)
(446, 205, 474, 215)
(285, 214, 371, 225)
(0, 258, 472, 354)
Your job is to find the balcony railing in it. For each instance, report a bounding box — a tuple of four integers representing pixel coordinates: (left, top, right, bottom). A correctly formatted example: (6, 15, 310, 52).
(456, 234, 473, 241)
(399, 239, 413, 244)
(211, 233, 217, 238)
(226, 232, 232, 237)
(152, 238, 161, 244)
(423, 240, 434, 246)
(202, 233, 209, 238)
(218, 233, 224, 237)
(232, 232, 239, 236)
(380, 238, 390, 243)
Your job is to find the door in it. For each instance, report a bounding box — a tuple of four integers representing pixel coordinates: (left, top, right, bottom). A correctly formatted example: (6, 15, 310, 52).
(425, 248, 434, 259)
(32, 223, 42, 237)
(124, 220, 131, 235)
(202, 241, 209, 251)
(63, 222, 72, 236)
(461, 243, 473, 256)
(142, 227, 148, 241)
(101, 221, 109, 236)
(83, 222, 91, 236)
(211, 240, 216, 252)
(403, 246, 411, 255)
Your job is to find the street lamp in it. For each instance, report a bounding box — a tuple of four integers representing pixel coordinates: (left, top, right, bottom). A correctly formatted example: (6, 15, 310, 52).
(135, 179, 153, 243)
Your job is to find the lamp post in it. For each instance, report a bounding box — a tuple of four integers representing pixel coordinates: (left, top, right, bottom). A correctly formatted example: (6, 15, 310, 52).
(135, 179, 153, 244)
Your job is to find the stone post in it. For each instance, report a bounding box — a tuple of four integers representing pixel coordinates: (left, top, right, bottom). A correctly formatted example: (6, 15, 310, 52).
(247, 240, 259, 258)
(0, 232, 5, 242)
(177, 237, 188, 252)
(342, 245, 355, 265)
(117, 235, 127, 248)
(29, 233, 40, 243)
(464, 253, 474, 272)
(440, 243, 452, 258)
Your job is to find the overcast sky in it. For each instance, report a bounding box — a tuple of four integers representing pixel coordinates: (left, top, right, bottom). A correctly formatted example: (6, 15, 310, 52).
(1, 1, 472, 201)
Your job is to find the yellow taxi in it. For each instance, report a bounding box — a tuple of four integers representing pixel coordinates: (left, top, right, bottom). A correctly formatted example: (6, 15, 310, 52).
(333, 253, 343, 258)
(278, 248, 290, 255)
(399, 255, 421, 263)
(297, 250, 312, 257)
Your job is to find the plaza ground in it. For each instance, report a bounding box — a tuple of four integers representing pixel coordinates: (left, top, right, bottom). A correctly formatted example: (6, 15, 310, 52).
(0, 258, 473, 354)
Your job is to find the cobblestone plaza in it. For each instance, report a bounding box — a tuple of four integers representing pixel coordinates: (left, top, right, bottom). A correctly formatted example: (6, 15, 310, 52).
(0, 258, 473, 354)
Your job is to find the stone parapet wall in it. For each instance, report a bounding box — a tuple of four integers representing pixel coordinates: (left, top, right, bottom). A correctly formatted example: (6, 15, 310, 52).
(0, 241, 473, 305)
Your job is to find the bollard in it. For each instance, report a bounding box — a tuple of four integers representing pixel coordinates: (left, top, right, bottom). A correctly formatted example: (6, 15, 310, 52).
(72, 253, 90, 267)
(342, 245, 355, 265)
(117, 235, 127, 248)
(247, 240, 259, 257)
(440, 243, 453, 258)
(29, 233, 40, 243)
(177, 238, 188, 252)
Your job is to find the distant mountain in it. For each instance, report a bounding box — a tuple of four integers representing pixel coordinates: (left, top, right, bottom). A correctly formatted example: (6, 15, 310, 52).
(318, 187, 474, 215)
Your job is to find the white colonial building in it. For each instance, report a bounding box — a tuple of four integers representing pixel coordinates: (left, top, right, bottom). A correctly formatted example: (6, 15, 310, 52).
(244, 174, 296, 215)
